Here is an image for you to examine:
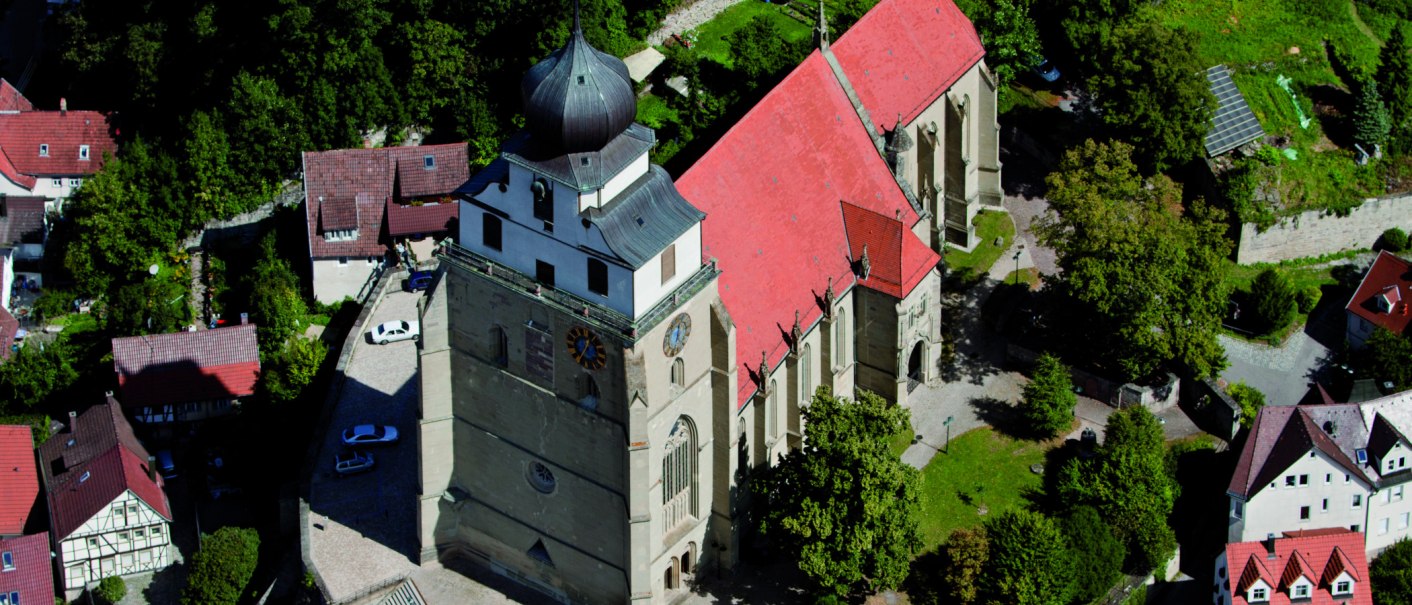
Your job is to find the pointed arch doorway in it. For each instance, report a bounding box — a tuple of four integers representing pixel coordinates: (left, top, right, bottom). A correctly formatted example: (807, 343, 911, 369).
(907, 342, 924, 392)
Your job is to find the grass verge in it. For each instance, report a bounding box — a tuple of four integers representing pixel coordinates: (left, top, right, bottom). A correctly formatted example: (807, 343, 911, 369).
(915, 427, 1049, 550)
(944, 210, 1015, 284)
(687, 1, 812, 67)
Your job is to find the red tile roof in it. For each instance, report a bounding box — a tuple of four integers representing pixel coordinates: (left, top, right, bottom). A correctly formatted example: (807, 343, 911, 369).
(1223, 529, 1371, 605)
(841, 202, 939, 298)
(386, 198, 458, 237)
(0, 196, 47, 246)
(830, 0, 985, 131)
(1347, 251, 1412, 337)
(0, 109, 117, 177)
(0, 426, 38, 535)
(38, 396, 170, 540)
(0, 146, 37, 190)
(0, 79, 33, 112)
(111, 324, 260, 407)
(303, 143, 469, 259)
(677, 52, 928, 407)
(0, 305, 16, 362)
(0, 532, 55, 605)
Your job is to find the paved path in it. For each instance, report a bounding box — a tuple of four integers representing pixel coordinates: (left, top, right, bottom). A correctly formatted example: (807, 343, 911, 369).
(1218, 285, 1349, 407)
(647, 0, 747, 45)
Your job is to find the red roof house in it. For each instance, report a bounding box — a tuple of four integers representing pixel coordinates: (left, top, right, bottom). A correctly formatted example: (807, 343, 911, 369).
(1346, 251, 1412, 347)
(111, 323, 260, 414)
(0, 93, 117, 179)
(38, 396, 171, 543)
(1216, 528, 1371, 605)
(0, 532, 56, 605)
(0, 426, 39, 536)
(0, 79, 34, 112)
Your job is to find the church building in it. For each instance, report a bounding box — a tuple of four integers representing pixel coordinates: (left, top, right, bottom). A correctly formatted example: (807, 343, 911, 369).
(414, 0, 1000, 603)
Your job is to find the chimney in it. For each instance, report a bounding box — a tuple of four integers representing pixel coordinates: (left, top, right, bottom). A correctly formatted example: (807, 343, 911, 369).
(1264, 533, 1277, 559)
(240, 312, 249, 325)
(147, 455, 158, 483)
(68, 410, 77, 434)
(59, 98, 67, 113)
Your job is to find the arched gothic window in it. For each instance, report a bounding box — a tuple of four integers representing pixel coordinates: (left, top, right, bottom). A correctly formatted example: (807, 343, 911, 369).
(578, 374, 599, 410)
(800, 344, 812, 404)
(662, 416, 697, 529)
(766, 380, 778, 439)
(489, 325, 508, 366)
(835, 309, 847, 365)
(670, 357, 685, 387)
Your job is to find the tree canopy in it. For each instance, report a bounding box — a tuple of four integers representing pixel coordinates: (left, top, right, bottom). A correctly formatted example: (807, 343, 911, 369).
(1249, 268, 1297, 335)
(955, 0, 1040, 87)
(1035, 139, 1231, 381)
(756, 388, 921, 598)
(1377, 23, 1412, 152)
(1019, 352, 1077, 437)
(939, 527, 989, 605)
(1373, 538, 1412, 605)
(980, 509, 1074, 605)
(1227, 382, 1267, 429)
(1360, 327, 1412, 392)
(1051, 406, 1177, 572)
(1061, 506, 1125, 603)
(181, 526, 260, 605)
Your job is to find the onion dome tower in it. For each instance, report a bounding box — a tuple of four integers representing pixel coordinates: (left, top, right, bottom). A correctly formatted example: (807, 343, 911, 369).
(520, 5, 636, 155)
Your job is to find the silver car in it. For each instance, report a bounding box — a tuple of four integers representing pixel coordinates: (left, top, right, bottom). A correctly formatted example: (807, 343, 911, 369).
(334, 451, 375, 475)
(341, 424, 399, 446)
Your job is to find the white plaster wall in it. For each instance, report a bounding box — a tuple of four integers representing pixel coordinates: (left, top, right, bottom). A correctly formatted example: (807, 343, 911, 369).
(312, 256, 380, 304)
(1367, 481, 1412, 555)
(0, 173, 30, 197)
(631, 223, 702, 315)
(588, 152, 650, 211)
(1236, 452, 1371, 543)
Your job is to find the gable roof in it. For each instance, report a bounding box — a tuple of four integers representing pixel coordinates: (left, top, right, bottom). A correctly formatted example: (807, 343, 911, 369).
(1223, 529, 1371, 605)
(303, 143, 469, 259)
(0, 79, 33, 112)
(0, 146, 37, 190)
(111, 323, 260, 407)
(829, 0, 985, 131)
(0, 196, 47, 246)
(0, 532, 55, 605)
(676, 51, 928, 407)
(1229, 406, 1370, 498)
(0, 426, 38, 535)
(0, 109, 117, 177)
(38, 396, 170, 540)
(840, 201, 939, 298)
(1346, 251, 1412, 337)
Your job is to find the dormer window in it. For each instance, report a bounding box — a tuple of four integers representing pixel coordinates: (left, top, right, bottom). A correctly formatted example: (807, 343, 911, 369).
(1335, 579, 1353, 595)
(324, 229, 357, 242)
(423, 155, 435, 169)
(1292, 583, 1310, 599)
(79, 144, 90, 160)
(1378, 286, 1401, 312)
(38, 143, 48, 157)
(1, 550, 12, 570)
(1250, 586, 1268, 602)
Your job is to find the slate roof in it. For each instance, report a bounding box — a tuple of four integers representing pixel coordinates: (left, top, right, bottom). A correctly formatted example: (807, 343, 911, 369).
(303, 143, 469, 259)
(0, 196, 47, 246)
(829, 0, 985, 131)
(0, 108, 117, 177)
(0, 425, 38, 536)
(111, 323, 260, 407)
(502, 123, 655, 192)
(386, 198, 458, 237)
(1204, 65, 1266, 156)
(0, 304, 17, 362)
(677, 51, 929, 407)
(1346, 251, 1412, 337)
(840, 202, 939, 298)
(520, 24, 637, 155)
(0, 79, 33, 111)
(1228, 406, 1371, 499)
(0, 532, 55, 605)
(1222, 529, 1371, 605)
(39, 396, 170, 541)
(586, 165, 705, 269)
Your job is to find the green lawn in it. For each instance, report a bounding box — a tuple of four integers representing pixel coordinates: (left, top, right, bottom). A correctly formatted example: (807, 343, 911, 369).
(1156, 0, 1382, 67)
(915, 427, 1049, 551)
(686, 1, 813, 67)
(1221, 254, 1354, 343)
(944, 210, 1015, 282)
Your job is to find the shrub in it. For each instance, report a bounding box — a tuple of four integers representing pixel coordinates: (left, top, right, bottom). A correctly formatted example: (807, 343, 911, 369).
(1383, 227, 1409, 252)
(181, 526, 260, 605)
(95, 576, 126, 604)
(1249, 268, 1297, 335)
(1062, 506, 1126, 603)
(1228, 382, 1267, 429)
(1296, 287, 1321, 314)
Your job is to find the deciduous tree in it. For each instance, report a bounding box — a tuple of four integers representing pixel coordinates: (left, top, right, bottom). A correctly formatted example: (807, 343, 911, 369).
(956, 0, 1040, 87)
(1061, 506, 1126, 602)
(181, 526, 260, 605)
(980, 509, 1074, 605)
(1361, 327, 1412, 392)
(940, 527, 989, 605)
(1372, 538, 1412, 605)
(246, 234, 309, 357)
(0, 340, 79, 412)
(1035, 139, 1231, 381)
(756, 388, 921, 598)
(1227, 382, 1266, 429)
(259, 337, 329, 404)
(1020, 352, 1077, 437)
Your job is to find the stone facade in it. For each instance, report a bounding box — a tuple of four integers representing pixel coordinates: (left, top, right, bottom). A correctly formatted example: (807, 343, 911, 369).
(1236, 194, 1412, 265)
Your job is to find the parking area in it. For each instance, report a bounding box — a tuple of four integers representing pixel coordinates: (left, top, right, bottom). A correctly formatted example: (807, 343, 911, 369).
(307, 287, 425, 602)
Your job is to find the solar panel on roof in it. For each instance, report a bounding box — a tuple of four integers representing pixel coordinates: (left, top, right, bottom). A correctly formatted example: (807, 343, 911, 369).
(1204, 65, 1266, 157)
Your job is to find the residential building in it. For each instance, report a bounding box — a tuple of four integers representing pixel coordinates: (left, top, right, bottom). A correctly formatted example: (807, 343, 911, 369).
(1228, 389, 1412, 557)
(414, 1, 998, 603)
(302, 143, 468, 303)
(0, 195, 46, 302)
(0, 80, 118, 213)
(1346, 250, 1410, 349)
(110, 323, 260, 429)
(0, 425, 53, 605)
(39, 396, 173, 596)
(1214, 528, 1370, 605)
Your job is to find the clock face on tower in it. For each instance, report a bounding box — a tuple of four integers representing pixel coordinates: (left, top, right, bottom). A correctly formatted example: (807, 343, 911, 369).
(662, 313, 691, 357)
(566, 326, 607, 369)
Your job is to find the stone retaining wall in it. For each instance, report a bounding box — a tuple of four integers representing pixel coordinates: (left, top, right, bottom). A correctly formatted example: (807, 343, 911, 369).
(182, 181, 303, 250)
(1236, 193, 1412, 264)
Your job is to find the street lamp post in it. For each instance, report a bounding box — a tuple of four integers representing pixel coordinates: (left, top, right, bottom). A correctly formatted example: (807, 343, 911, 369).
(1012, 244, 1025, 285)
(944, 415, 954, 453)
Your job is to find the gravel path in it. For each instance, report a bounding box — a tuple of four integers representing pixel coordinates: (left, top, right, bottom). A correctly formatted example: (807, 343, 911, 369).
(647, 0, 747, 46)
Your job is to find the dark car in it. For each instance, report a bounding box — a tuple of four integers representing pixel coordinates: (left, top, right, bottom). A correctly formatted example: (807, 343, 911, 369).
(1030, 55, 1061, 83)
(334, 451, 375, 476)
(406, 270, 434, 292)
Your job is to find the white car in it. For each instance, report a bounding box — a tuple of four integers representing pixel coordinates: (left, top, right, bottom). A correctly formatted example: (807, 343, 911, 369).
(341, 424, 399, 446)
(367, 320, 420, 344)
